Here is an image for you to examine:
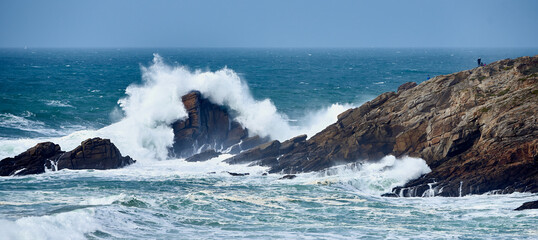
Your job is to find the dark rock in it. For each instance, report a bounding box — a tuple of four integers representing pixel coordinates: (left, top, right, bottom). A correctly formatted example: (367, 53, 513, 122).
(227, 171, 250, 176)
(224, 134, 308, 166)
(227, 135, 270, 154)
(185, 149, 221, 162)
(55, 138, 135, 170)
(397, 82, 417, 92)
(269, 55, 538, 196)
(0, 138, 135, 176)
(262, 173, 268, 176)
(381, 193, 399, 197)
(0, 142, 62, 176)
(248, 157, 279, 167)
(171, 91, 249, 158)
(225, 140, 281, 165)
(514, 200, 538, 211)
(279, 174, 296, 180)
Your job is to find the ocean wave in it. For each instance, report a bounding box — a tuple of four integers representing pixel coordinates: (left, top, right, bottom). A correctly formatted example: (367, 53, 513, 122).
(43, 100, 75, 108)
(292, 155, 432, 195)
(0, 209, 100, 240)
(0, 113, 64, 137)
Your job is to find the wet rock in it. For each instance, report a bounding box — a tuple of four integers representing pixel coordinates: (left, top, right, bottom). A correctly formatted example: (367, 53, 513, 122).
(56, 138, 135, 170)
(227, 172, 250, 176)
(171, 91, 249, 158)
(0, 142, 62, 176)
(224, 134, 308, 167)
(270, 55, 538, 196)
(381, 193, 399, 197)
(0, 138, 135, 176)
(279, 174, 296, 180)
(514, 200, 538, 211)
(185, 149, 221, 162)
(225, 140, 281, 165)
(227, 135, 270, 154)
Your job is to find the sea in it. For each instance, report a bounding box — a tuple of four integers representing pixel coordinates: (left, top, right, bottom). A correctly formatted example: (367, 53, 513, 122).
(0, 48, 537, 239)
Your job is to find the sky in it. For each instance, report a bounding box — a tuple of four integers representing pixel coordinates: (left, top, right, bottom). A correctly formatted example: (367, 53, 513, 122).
(1, 0, 537, 48)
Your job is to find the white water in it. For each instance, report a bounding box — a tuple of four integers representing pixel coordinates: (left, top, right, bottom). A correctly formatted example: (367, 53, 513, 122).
(0, 54, 354, 162)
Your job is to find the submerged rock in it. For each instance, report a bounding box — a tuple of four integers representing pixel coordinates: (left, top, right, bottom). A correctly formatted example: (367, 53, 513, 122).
(0, 138, 135, 176)
(514, 200, 538, 211)
(270, 55, 538, 197)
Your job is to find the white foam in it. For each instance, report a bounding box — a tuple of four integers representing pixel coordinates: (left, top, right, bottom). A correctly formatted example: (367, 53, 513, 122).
(43, 100, 74, 108)
(0, 209, 100, 240)
(291, 155, 432, 195)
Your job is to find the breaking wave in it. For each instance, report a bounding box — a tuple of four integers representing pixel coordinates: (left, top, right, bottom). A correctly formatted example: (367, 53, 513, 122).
(0, 54, 354, 162)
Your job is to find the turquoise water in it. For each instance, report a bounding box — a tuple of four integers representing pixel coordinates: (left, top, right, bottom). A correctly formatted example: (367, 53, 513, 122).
(0, 48, 537, 239)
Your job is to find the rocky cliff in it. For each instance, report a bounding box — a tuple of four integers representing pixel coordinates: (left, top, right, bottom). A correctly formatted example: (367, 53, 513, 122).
(0, 138, 135, 176)
(267, 55, 537, 197)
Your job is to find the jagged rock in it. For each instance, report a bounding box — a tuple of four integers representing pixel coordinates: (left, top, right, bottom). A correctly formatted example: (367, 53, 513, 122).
(227, 135, 270, 154)
(397, 82, 417, 92)
(270, 55, 538, 197)
(0, 138, 135, 176)
(225, 140, 281, 164)
(514, 200, 538, 211)
(185, 149, 221, 162)
(0, 142, 62, 176)
(55, 138, 135, 170)
(224, 134, 307, 166)
(171, 91, 249, 158)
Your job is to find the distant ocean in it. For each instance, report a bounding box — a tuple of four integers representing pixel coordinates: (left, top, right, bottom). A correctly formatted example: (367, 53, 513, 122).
(1, 48, 537, 239)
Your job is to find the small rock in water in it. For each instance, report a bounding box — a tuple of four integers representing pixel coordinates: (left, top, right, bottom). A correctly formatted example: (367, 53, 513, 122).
(227, 171, 250, 176)
(514, 200, 538, 211)
(279, 174, 296, 180)
(381, 193, 399, 197)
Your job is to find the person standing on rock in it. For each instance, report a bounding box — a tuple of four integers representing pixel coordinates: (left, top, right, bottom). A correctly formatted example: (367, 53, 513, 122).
(477, 58, 482, 67)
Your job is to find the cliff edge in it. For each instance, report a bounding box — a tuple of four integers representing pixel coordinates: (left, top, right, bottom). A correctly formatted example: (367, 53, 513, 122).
(271, 55, 538, 197)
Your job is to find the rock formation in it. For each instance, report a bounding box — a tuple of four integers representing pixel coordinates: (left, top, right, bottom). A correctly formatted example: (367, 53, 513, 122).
(170, 91, 255, 158)
(0, 138, 135, 176)
(263, 55, 537, 197)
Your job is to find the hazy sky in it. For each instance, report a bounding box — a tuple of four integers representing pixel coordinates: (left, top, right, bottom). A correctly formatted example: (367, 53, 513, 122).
(1, 0, 537, 48)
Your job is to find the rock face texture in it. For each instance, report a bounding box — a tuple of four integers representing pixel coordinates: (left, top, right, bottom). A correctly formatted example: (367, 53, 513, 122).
(269, 56, 538, 196)
(0, 138, 135, 176)
(224, 134, 307, 167)
(170, 91, 253, 158)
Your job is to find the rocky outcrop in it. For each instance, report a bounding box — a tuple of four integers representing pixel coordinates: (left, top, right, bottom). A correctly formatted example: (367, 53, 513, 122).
(0, 142, 62, 176)
(0, 138, 135, 176)
(514, 200, 538, 211)
(269, 55, 538, 196)
(171, 91, 254, 158)
(224, 134, 307, 167)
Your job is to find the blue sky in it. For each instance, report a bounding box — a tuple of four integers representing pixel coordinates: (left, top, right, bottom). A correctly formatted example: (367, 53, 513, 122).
(1, 0, 537, 48)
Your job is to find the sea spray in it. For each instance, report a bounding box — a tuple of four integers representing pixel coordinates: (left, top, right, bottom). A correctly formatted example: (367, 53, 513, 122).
(289, 155, 431, 195)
